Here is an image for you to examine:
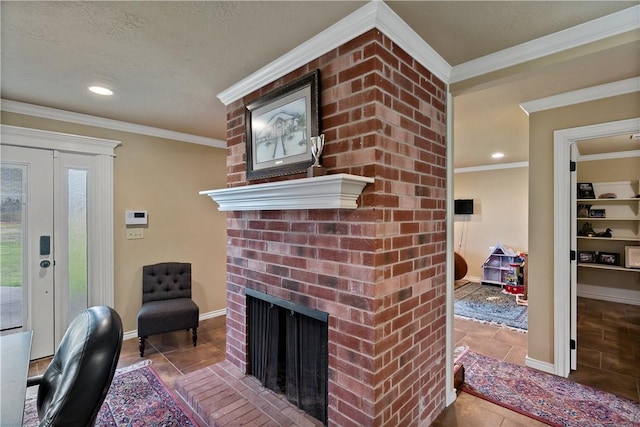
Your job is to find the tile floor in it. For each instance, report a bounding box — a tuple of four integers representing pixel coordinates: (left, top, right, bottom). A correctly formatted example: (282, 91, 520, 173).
(568, 296, 640, 402)
(27, 297, 639, 426)
(433, 296, 640, 426)
(431, 317, 544, 426)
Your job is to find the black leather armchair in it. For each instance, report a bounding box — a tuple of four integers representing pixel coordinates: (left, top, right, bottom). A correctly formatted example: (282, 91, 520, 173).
(137, 262, 199, 357)
(27, 305, 123, 427)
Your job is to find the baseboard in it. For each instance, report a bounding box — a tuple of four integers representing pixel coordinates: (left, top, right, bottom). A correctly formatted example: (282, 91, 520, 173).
(446, 389, 457, 406)
(577, 283, 640, 306)
(525, 355, 556, 375)
(463, 275, 481, 283)
(123, 308, 226, 341)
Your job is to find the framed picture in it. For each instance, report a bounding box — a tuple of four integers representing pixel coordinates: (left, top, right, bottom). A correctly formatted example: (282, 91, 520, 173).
(625, 246, 640, 269)
(597, 252, 619, 266)
(577, 182, 595, 199)
(577, 204, 591, 218)
(245, 70, 320, 180)
(588, 209, 606, 218)
(578, 251, 596, 263)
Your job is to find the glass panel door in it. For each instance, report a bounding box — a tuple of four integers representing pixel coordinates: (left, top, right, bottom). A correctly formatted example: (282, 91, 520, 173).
(0, 145, 55, 359)
(0, 164, 26, 331)
(67, 169, 88, 322)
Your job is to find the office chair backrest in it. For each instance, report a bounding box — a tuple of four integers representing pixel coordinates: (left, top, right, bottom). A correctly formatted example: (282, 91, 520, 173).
(36, 305, 123, 426)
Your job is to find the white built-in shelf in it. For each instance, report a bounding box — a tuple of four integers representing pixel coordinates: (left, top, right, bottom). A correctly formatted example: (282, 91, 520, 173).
(578, 236, 640, 242)
(200, 173, 374, 211)
(578, 263, 640, 273)
(577, 198, 640, 203)
(577, 217, 640, 221)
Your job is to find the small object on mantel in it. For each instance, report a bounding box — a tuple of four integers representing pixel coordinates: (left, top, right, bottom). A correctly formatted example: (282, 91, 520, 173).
(308, 134, 326, 178)
(307, 165, 327, 177)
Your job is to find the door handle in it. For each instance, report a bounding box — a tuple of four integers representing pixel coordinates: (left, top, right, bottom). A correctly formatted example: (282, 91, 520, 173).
(40, 260, 51, 268)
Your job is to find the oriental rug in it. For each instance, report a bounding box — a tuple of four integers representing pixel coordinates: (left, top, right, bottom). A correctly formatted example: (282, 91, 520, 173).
(458, 350, 640, 426)
(454, 282, 528, 330)
(23, 360, 197, 426)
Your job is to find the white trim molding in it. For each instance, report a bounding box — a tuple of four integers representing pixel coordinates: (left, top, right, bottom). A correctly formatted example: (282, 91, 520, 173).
(200, 174, 374, 211)
(454, 161, 528, 174)
(1, 124, 120, 311)
(1, 124, 120, 156)
(525, 356, 556, 375)
(217, 1, 451, 105)
(553, 117, 640, 377)
(577, 284, 640, 307)
(578, 149, 640, 162)
(445, 91, 456, 406)
(452, 5, 640, 83)
(1, 99, 226, 149)
(520, 77, 640, 114)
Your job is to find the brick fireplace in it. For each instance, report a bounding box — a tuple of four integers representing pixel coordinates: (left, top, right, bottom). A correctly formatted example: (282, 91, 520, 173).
(222, 29, 447, 426)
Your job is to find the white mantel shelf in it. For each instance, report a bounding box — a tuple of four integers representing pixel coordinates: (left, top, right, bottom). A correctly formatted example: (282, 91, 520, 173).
(200, 173, 374, 211)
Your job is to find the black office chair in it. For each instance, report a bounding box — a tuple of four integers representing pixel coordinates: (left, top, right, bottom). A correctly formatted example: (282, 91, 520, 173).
(27, 306, 123, 427)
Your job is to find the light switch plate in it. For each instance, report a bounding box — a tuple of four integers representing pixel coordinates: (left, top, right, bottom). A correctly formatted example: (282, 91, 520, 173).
(126, 228, 144, 240)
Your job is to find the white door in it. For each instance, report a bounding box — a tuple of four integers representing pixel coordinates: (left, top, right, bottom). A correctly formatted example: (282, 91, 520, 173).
(569, 143, 578, 370)
(1, 145, 55, 359)
(1, 147, 95, 359)
(1, 124, 119, 360)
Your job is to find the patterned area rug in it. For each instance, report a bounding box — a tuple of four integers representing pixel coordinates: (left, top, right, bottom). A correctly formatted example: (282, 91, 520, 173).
(454, 282, 528, 330)
(23, 360, 196, 426)
(459, 350, 640, 426)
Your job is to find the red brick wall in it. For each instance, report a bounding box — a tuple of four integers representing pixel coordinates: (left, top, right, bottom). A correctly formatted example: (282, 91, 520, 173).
(224, 29, 447, 426)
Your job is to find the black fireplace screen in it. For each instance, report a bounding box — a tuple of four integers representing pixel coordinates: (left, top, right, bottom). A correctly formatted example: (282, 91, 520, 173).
(247, 290, 328, 425)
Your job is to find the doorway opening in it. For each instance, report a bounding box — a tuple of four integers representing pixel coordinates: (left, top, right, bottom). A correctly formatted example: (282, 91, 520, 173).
(566, 134, 640, 401)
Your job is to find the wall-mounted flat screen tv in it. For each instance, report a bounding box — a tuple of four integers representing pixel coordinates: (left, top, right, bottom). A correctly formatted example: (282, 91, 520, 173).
(454, 199, 474, 215)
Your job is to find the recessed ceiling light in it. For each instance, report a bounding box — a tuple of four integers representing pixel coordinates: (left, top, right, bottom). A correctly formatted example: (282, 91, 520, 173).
(88, 86, 113, 96)
(491, 152, 505, 159)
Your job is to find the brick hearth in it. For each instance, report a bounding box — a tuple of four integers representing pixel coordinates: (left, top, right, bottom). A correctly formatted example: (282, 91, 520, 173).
(214, 28, 448, 426)
(175, 361, 323, 426)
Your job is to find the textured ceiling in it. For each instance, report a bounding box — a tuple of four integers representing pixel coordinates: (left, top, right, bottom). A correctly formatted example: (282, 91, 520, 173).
(1, 1, 638, 168)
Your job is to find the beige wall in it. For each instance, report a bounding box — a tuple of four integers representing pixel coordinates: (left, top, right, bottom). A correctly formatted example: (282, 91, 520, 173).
(528, 92, 640, 364)
(1, 111, 228, 333)
(454, 167, 529, 279)
(577, 156, 639, 182)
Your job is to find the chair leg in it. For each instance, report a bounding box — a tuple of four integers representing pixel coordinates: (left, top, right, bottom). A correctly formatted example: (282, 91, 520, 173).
(139, 337, 146, 357)
(192, 328, 197, 347)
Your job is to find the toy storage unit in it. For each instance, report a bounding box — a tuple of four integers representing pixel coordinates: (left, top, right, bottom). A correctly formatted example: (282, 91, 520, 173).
(481, 243, 525, 294)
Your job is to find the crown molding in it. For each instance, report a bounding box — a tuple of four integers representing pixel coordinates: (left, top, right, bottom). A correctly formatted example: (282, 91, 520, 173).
(578, 149, 640, 162)
(454, 161, 528, 174)
(519, 77, 640, 114)
(371, 1, 451, 85)
(0, 99, 226, 148)
(217, 1, 451, 106)
(1, 124, 120, 156)
(451, 4, 640, 83)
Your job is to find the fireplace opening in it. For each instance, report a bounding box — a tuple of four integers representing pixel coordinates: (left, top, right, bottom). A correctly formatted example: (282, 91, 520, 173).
(247, 289, 328, 425)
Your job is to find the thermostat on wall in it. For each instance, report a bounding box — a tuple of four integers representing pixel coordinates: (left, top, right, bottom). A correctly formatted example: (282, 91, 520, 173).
(125, 210, 148, 225)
